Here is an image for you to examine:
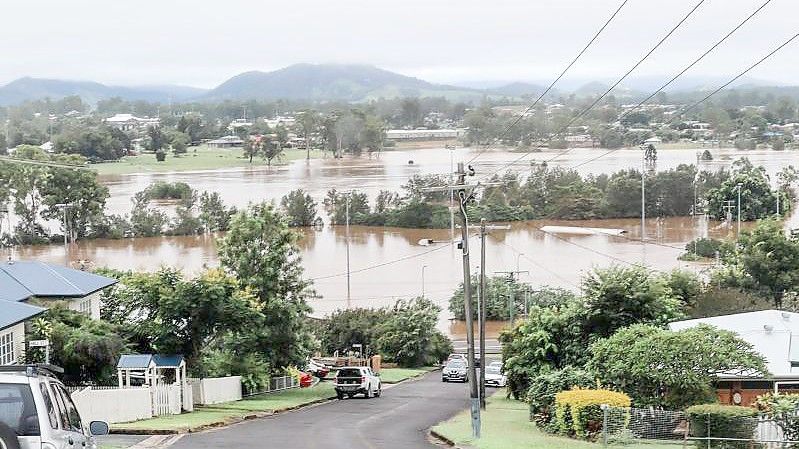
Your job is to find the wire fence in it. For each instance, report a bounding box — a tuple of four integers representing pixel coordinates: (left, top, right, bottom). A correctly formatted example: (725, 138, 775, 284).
(602, 406, 799, 449)
(243, 375, 300, 397)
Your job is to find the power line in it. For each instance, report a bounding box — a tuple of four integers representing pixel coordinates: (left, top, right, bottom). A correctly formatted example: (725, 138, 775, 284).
(490, 236, 581, 288)
(534, 225, 667, 272)
(308, 236, 464, 281)
(465, 0, 631, 165)
(476, 0, 708, 183)
(569, 30, 799, 171)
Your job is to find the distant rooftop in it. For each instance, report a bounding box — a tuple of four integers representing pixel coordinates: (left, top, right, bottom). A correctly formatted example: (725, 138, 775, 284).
(0, 260, 117, 303)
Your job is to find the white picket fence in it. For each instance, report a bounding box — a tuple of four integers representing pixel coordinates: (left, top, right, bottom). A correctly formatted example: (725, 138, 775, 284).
(190, 376, 242, 405)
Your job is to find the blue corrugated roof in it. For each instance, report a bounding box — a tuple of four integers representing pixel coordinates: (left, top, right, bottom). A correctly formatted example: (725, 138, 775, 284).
(0, 261, 117, 301)
(117, 354, 154, 369)
(0, 301, 45, 329)
(117, 354, 185, 369)
(153, 355, 184, 368)
(0, 270, 34, 302)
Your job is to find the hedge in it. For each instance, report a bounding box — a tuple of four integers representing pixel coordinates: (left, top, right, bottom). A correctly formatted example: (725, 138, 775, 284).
(554, 388, 631, 439)
(685, 404, 758, 449)
(527, 368, 594, 427)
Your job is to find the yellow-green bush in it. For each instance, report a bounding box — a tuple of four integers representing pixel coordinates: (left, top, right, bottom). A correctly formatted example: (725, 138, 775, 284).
(554, 388, 631, 439)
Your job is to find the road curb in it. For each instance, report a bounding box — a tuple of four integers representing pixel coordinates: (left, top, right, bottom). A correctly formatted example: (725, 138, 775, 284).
(429, 429, 460, 448)
(112, 370, 440, 435)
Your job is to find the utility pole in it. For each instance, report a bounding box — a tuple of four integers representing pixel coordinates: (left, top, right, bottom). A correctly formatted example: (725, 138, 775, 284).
(495, 269, 528, 326)
(421, 163, 503, 438)
(54, 203, 72, 266)
(345, 194, 351, 302)
(476, 219, 511, 410)
(455, 162, 480, 438)
(722, 200, 735, 230)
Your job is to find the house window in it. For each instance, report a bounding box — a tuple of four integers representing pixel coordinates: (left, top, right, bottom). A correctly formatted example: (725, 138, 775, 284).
(79, 299, 92, 315)
(0, 332, 15, 365)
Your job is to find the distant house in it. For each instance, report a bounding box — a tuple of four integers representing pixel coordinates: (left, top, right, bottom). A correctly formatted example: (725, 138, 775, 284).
(385, 128, 465, 141)
(670, 310, 799, 406)
(105, 113, 160, 131)
(0, 260, 117, 320)
(207, 135, 244, 148)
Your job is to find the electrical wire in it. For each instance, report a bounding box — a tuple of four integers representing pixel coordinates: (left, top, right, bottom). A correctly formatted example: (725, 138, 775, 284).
(465, 0, 631, 165)
(568, 30, 799, 172)
(475, 0, 708, 183)
(490, 235, 581, 288)
(308, 235, 467, 281)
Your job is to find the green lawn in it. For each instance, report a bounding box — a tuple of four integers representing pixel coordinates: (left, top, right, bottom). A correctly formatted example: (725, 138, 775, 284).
(379, 366, 438, 384)
(91, 145, 324, 176)
(432, 393, 682, 449)
(115, 382, 335, 433)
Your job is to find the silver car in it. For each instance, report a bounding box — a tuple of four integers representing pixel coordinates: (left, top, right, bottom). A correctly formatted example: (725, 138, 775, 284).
(0, 365, 109, 449)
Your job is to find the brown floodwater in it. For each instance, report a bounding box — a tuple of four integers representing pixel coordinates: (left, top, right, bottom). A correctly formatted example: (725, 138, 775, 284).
(4, 146, 798, 334)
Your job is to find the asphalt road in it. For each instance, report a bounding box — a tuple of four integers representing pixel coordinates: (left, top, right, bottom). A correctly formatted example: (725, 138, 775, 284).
(171, 371, 471, 449)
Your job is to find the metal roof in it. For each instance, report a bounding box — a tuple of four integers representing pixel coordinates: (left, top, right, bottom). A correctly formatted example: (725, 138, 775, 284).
(117, 354, 154, 369)
(0, 301, 46, 330)
(0, 261, 117, 302)
(117, 354, 185, 369)
(670, 310, 799, 378)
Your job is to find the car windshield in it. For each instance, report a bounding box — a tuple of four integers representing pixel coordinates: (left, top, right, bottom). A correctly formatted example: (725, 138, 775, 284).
(446, 361, 466, 369)
(0, 383, 40, 436)
(487, 366, 501, 375)
(337, 369, 362, 378)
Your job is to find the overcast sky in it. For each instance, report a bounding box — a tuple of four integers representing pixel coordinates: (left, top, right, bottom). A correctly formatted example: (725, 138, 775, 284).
(2, 0, 797, 88)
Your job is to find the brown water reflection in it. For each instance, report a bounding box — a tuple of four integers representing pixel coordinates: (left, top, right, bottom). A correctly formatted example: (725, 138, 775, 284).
(2, 216, 743, 334)
(6, 146, 798, 334)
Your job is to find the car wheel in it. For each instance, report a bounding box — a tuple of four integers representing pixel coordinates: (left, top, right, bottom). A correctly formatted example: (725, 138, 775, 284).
(347, 393, 355, 399)
(365, 386, 372, 399)
(0, 423, 20, 449)
(375, 386, 381, 397)
(336, 391, 344, 400)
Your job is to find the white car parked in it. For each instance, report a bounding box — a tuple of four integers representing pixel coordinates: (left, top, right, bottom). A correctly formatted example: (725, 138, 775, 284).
(484, 362, 507, 388)
(334, 367, 382, 399)
(0, 365, 109, 449)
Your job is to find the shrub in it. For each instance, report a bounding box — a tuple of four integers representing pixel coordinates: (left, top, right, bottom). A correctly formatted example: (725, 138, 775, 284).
(554, 388, 631, 440)
(685, 404, 758, 449)
(527, 367, 595, 428)
(753, 393, 799, 443)
(684, 237, 724, 259)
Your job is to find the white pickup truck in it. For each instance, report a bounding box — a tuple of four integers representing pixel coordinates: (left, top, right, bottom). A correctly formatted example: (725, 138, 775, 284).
(333, 367, 382, 399)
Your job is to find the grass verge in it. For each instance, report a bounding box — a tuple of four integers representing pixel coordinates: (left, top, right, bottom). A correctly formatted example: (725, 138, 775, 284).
(92, 146, 324, 176)
(431, 392, 682, 449)
(113, 382, 335, 433)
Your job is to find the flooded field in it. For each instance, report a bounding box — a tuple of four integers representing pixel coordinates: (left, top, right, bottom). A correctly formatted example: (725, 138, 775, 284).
(4, 145, 798, 333)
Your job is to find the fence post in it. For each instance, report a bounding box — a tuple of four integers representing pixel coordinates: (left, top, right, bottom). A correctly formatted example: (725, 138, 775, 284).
(602, 404, 609, 448)
(706, 413, 710, 449)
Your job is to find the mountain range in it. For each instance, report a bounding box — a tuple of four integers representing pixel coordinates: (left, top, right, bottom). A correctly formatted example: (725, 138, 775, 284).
(0, 63, 793, 107)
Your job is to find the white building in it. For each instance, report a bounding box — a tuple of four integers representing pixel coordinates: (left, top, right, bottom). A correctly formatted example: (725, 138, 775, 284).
(385, 128, 465, 141)
(670, 310, 799, 405)
(104, 113, 160, 131)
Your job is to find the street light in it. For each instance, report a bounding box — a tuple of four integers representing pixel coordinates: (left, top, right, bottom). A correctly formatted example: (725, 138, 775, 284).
(421, 265, 427, 297)
(736, 183, 743, 235)
(54, 203, 72, 265)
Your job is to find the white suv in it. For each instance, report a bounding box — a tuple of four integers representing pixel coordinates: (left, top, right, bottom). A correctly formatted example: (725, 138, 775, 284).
(0, 365, 109, 449)
(334, 367, 381, 399)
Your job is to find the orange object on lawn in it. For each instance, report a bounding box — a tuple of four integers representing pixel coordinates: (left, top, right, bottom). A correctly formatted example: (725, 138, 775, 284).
(300, 372, 313, 388)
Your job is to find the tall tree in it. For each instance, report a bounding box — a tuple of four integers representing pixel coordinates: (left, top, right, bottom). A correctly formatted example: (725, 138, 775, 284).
(217, 203, 315, 369)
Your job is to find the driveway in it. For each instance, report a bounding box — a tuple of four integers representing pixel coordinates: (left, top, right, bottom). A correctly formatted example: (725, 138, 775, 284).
(171, 371, 471, 449)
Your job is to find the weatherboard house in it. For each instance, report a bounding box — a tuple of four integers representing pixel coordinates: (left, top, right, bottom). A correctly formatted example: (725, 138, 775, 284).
(0, 260, 117, 365)
(670, 310, 799, 406)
